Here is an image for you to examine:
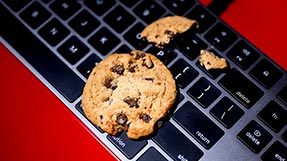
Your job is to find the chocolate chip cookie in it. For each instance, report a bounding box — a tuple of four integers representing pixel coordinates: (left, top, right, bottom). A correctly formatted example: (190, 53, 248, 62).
(199, 50, 228, 70)
(82, 50, 177, 139)
(141, 15, 198, 48)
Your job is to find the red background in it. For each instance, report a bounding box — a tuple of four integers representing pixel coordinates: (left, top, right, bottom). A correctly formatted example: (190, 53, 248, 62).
(1, 0, 286, 161)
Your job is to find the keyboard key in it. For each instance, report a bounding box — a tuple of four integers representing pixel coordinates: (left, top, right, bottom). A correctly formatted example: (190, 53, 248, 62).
(20, 2, 51, 29)
(258, 101, 287, 133)
(146, 46, 177, 65)
(88, 27, 120, 56)
(262, 141, 287, 161)
(75, 101, 104, 133)
(250, 59, 283, 89)
(57, 36, 90, 65)
(107, 133, 147, 159)
(205, 22, 238, 51)
(38, 18, 70, 46)
(133, 1, 165, 24)
(237, 120, 272, 153)
(163, 0, 195, 15)
(278, 85, 287, 105)
(84, 0, 116, 16)
(174, 101, 224, 149)
(69, 10, 100, 37)
(188, 77, 221, 108)
(176, 35, 208, 60)
(104, 6, 135, 33)
(50, 0, 80, 20)
(219, 68, 264, 109)
(186, 5, 216, 33)
(124, 23, 148, 50)
(114, 45, 132, 53)
(119, 0, 138, 7)
(153, 121, 203, 161)
(137, 147, 167, 161)
(170, 59, 199, 89)
(3, 0, 31, 12)
(227, 40, 260, 70)
(210, 97, 244, 128)
(283, 130, 287, 142)
(77, 54, 102, 79)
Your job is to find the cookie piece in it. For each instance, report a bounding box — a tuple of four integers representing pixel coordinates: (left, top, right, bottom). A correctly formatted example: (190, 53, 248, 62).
(199, 50, 228, 70)
(82, 50, 177, 139)
(141, 15, 198, 48)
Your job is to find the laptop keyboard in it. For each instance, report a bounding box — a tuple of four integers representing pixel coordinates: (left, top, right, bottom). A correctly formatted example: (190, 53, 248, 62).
(1, 0, 287, 161)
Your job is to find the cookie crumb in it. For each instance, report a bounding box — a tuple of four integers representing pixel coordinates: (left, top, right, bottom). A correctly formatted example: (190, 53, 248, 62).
(141, 15, 198, 48)
(199, 50, 228, 70)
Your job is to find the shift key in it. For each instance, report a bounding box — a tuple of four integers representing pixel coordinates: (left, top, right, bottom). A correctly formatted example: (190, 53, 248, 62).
(219, 69, 264, 109)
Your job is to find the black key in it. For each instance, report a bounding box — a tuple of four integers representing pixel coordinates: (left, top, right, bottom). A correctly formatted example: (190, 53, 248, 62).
(188, 77, 221, 108)
(219, 68, 264, 109)
(173, 101, 224, 149)
(133, 1, 165, 24)
(69, 10, 100, 37)
(41, 0, 52, 4)
(38, 18, 70, 46)
(210, 97, 244, 128)
(114, 45, 132, 53)
(20, 2, 51, 29)
(120, 0, 138, 7)
(75, 101, 104, 133)
(84, 0, 116, 16)
(77, 54, 101, 79)
(57, 36, 90, 65)
(137, 147, 167, 161)
(170, 59, 199, 89)
(153, 121, 203, 161)
(0, 5, 84, 102)
(88, 27, 120, 56)
(176, 35, 208, 60)
(278, 85, 287, 105)
(107, 133, 147, 159)
(237, 120, 272, 154)
(258, 101, 287, 133)
(3, 0, 31, 12)
(262, 141, 287, 161)
(124, 23, 148, 50)
(146, 46, 177, 65)
(197, 50, 228, 79)
(283, 130, 287, 142)
(227, 40, 260, 70)
(205, 22, 238, 51)
(50, 0, 80, 20)
(250, 59, 283, 89)
(186, 5, 216, 33)
(104, 6, 135, 33)
(163, 0, 195, 15)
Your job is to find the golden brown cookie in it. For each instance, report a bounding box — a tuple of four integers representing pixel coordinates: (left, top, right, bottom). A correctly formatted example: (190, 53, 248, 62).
(82, 50, 177, 139)
(141, 15, 198, 48)
(199, 50, 228, 70)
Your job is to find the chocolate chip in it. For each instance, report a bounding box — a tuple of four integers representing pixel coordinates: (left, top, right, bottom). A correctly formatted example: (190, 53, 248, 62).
(123, 97, 139, 108)
(104, 77, 117, 90)
(135, 51, 145, 60)
(127, 65, 137, 73)
(144, 78, 153, 82)
(142, 58, 154, 69)
(140, 114, 152, 123)
(110, 64, 124, 75)
(164, 30, 174, 36)
(116, 114, 127, 126)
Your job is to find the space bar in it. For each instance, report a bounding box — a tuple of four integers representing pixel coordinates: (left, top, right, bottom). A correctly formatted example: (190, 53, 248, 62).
(0, 3, 84, 102)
